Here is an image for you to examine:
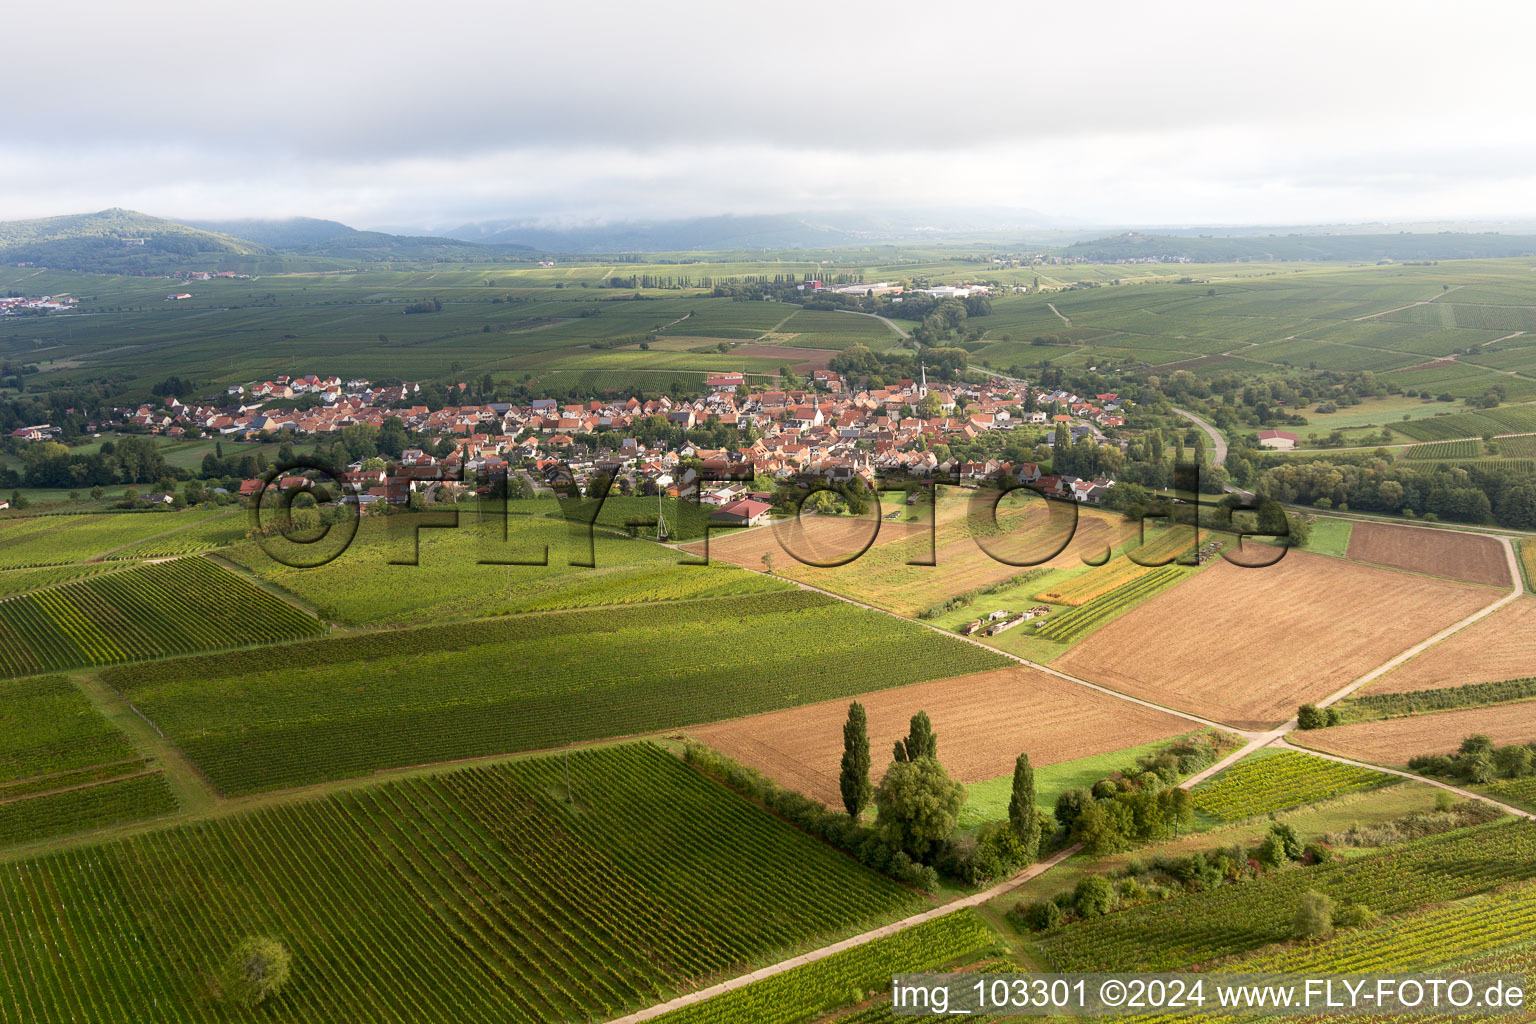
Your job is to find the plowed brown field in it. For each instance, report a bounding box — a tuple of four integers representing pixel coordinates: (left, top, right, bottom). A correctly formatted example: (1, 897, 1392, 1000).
(1052, 552, 1495, 730)
(1369, 596, 1536, 693)
(686, 666, 1192, 805)
(1345, 522, 1511, 587)
(1296, 702, 1536, 765)
(693, 493, 1138, 616)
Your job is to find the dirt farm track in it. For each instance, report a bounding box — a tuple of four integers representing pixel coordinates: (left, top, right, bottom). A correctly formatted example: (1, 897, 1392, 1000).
(1052, 551, 1496, 730)
(686, 666, 1192, 806)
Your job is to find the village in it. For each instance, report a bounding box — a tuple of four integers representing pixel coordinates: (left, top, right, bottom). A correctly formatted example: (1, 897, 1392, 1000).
(0, 294, 77, 315)
(90, 365, 1130, 514)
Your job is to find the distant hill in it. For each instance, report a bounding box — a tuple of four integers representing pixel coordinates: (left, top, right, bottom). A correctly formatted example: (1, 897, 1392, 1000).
(1063, 231, 1536, 263)
(183, 216, 357, 249)
(442, 209, 1064, 253)
(0, 209, 269, 273)
(285, 231, 531, 259)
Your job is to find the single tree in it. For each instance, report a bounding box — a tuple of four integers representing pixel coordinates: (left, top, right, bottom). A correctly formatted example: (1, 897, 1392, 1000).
(874, 757, 964, 864)
(839, 701, 873, 818)
(1008, 752, 1040, 858)
(221, 937, 291, 1006)
(892, 711, 937, 763)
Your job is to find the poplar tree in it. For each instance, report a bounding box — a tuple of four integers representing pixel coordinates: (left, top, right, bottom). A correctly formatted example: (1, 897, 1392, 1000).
(839, 701, 872, 817)
(1008, 752, 1040, 858)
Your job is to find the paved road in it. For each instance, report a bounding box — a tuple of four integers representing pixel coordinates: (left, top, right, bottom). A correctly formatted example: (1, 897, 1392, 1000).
(1172, 407, 1227, 468)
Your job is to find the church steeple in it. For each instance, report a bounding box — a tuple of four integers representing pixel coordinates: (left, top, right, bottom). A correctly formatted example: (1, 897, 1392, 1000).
(919, 361, 927, 397)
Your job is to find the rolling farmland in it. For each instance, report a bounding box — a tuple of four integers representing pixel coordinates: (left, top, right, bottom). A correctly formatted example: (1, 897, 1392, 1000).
(101, 591, 1008, 794)
(0, 744, 919, 1024)
(225, 508, 782, 626)
(0, 557, 324, 680)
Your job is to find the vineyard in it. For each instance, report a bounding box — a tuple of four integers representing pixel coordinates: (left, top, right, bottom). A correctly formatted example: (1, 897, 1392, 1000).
(653, 911, 999, 1024)
(0, 674, 180, 846)
(0, 770, 177, 848)
(1190, 750, 1390, 821)
(0, 744, 918, 1024)
(0, 556, 324, 680)
(1, 675, 138, 781)
(102, 590, 1008, 794)
(1496, 433, 1536, 458)
(104, 510, 253, 559)
(1033, 528, 1194, 606)
(1404, 439, 1480, 460)
(1484, 775, 1536, 812)
(1521, 540, 1536, 592)
(1116, 884, 1536, 1024)
(0, 510, 233, 568)
(226, 513, 786, 626)
(1342, 675, 1536, 722)
(1034, 821, 1536, 971)
(0, 561, 121, 599)
(1036, 567, 1186, 643)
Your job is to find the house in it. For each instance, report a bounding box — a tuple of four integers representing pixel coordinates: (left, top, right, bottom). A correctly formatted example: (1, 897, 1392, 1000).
(1258, 430, 1299, 451)
(706, 373, 745, 393)
(166, 293, 193, 301)
(713, 497, 773, 527)
(0, 499, 9, 511)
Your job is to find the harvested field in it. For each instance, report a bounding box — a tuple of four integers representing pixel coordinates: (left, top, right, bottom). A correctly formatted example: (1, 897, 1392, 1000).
(1345, 522, 1511, 587)
(695, 492, 1139, 617)
(1370, 596, 1536, 693)
(686, 666, 1192, 806)
(1296, 702, 1536, 766)
(1053, 552, 1496, 730)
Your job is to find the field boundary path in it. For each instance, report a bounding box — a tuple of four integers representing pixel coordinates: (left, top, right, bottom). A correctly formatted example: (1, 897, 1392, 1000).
(69, 671, 220, 815)
(604, 843, 1083, 1024)
(835, 308, 910, 339)
(1047, 302, 1071, 326)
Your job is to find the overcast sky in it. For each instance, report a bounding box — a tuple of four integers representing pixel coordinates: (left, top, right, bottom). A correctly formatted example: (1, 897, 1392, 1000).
(5, 0, 1535, 231)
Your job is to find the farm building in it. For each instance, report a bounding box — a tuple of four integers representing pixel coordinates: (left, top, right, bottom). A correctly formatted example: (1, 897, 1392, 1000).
(713, 498, 773, 527)
(1258, 430, 1299, 450)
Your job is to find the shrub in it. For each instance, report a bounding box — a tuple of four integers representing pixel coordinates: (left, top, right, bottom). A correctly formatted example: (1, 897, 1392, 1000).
(1495, 744, 1534, 779)
(1074, 875, 1117, 918)
(1302, 842, 1336, 866)
(1408, 754, 1456, 777)
(1054, 788, 1093, 831)
(1013, 898, 1063, 932)
(1297, 704, 1326, 730)
(1335, 902, 1379, 928)
(1293, 890, 1335, 940)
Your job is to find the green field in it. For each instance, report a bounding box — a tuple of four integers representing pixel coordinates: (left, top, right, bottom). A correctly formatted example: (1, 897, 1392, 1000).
(0, 743, 919, 1024)
(0, 557, 324, 679)
(101, 590, 1008, 794)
